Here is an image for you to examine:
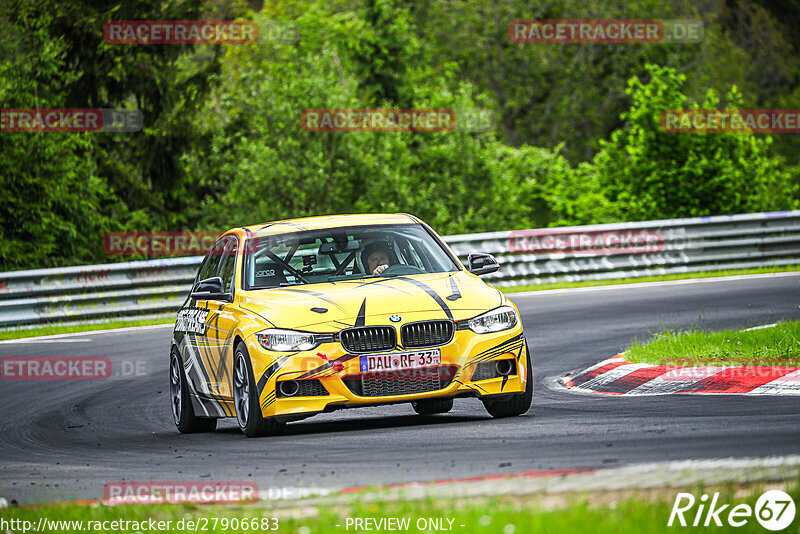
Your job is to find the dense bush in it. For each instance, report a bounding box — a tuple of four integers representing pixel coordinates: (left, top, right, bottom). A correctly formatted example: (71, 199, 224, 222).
(1, 0, 798, 270)
(592, 65, 797, 221)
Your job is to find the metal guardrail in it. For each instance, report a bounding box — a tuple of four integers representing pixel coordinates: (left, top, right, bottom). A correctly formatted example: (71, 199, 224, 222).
(1, 211, 799, 328)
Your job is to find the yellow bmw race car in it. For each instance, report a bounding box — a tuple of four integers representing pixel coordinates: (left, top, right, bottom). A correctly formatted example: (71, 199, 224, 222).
(169, 214, 532, 436)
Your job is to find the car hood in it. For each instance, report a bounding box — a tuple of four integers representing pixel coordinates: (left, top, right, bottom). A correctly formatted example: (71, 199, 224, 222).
(238, 271, 505, 331)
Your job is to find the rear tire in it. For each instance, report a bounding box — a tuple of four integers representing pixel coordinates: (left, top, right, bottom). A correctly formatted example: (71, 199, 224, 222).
(482, 342, 533, 418)
(233, 342, 285, 437)
(412, 398, 454, 415)
(170, 351, 217, 433)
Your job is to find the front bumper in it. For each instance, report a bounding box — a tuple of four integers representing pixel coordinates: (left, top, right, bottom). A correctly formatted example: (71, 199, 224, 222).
(244, 325, 529, 419)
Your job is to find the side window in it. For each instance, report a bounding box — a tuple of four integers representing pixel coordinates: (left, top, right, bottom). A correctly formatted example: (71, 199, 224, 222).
(197, 240, 225, 282)
(218, 237, 238, 294)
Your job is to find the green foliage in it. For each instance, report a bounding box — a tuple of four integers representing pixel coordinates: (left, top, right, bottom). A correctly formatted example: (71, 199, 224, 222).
(181, 4, 604, 235)
(0, 8, 114, 269)
(1, 0, 798, 270)
(591, 64, 797, 221)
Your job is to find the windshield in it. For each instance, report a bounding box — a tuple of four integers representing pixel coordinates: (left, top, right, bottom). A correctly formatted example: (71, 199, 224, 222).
(244, 223, 459, 289)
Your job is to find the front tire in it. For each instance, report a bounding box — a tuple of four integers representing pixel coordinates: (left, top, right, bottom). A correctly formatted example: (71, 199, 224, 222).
(412, 398, 454, 415)
(482, 342, 533, 418)
(170, 351, 217, 433)
(233, 342, 285, 437)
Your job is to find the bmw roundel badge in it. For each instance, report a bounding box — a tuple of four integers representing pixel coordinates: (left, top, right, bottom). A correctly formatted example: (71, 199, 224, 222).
(389, 314, 402, 323)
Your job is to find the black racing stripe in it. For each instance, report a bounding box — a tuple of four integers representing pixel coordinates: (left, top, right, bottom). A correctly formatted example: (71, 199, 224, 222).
(390, 276, 453, 320)
(446, 274, 462, 301)
(354, 298, 367, 327)
(470, 382, 488, 393)
(204, 313, 235, 418)
(198, 320, 219, 383)
(467, 333, 525, 364)
(200, 310, 228, 392)
(501, 375, 509, 391)
(470, 352, 522, 365)
(279, 288, 349, 314)
(215, 324, 236, 387)
(261, 391, 276, 410)
(191, 331, 222, 401)
(296, 363, 332, 380)
(479, 341, 524, 357)
(256, 355, 291, 395)
(473, 340, 524, 360)
(478, 334, 522, 356)
(352, 278, 421, 298)
(469, 343, 526, 364)
(213, 327, 236, 417)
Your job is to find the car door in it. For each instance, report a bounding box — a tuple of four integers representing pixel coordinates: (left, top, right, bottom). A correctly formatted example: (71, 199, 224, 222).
(201, 236, 239, 405)
(183, 239, 229, 411)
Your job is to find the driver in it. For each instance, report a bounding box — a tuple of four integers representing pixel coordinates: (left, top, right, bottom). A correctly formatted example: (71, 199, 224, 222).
(361, 241, 395, 275)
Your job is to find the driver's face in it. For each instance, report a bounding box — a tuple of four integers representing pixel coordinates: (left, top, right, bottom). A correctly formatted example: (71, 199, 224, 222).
(367, 251, 390, 273)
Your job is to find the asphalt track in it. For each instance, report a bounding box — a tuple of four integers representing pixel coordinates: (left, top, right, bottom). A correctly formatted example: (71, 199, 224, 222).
(1, 273, 799, 504)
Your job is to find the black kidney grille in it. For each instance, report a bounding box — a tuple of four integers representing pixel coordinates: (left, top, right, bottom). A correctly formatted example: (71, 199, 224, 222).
(342, 365, 459, 397)
(339, 326, 396, 353)
(402, 320, 454, 348)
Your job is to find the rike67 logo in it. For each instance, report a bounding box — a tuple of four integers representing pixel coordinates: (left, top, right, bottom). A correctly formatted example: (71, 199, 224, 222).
(669, 490, 796, 530)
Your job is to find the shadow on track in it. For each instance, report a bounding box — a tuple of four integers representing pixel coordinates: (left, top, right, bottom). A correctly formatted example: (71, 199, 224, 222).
(210, 413, 489, 438)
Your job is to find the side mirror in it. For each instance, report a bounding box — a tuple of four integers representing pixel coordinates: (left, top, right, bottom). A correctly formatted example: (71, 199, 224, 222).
(191, 276, 231, 301)
(467, 253, 499, 276)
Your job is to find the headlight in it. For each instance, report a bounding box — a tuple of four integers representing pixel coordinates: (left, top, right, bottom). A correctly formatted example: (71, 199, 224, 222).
(462, 306, 517, 334)
(255, 329, 332, 352)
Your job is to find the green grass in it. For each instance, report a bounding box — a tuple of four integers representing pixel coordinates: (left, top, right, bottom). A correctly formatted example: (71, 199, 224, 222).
(501, 264, 800, 293)
(625, 321, 800, 367)
(0, 317, 173, 341)
(1, 482, 796, 533)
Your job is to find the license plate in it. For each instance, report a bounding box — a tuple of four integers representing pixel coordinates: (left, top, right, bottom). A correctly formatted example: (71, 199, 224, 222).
(359, 349, 441, 373)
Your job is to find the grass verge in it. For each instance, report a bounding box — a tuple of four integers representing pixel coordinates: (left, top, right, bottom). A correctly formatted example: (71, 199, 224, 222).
(0, 317, 173, 341)
(625, 321, 800, 367)
(1, 481, 797, 533)
(501, 264, 800, 293)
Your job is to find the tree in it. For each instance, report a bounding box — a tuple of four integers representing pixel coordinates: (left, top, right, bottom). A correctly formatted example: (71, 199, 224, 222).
(0, 9, 115, 268)
(590, 64, 796, 221)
